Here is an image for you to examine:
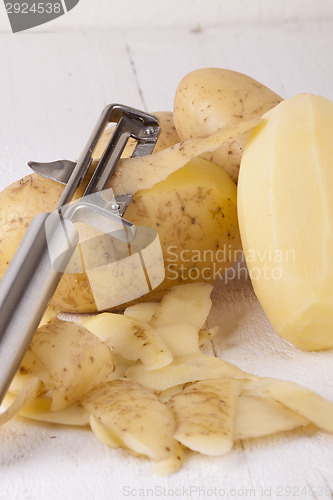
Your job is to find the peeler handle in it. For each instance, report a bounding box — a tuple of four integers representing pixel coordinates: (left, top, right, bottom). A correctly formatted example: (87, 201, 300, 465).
(0, 212, 79, 404)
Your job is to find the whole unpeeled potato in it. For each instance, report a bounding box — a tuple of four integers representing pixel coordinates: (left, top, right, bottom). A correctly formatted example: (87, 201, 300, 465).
(174, 68, 283, 182)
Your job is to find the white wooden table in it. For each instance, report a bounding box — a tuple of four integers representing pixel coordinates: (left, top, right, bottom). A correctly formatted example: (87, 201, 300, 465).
(0, 22, 333, 500)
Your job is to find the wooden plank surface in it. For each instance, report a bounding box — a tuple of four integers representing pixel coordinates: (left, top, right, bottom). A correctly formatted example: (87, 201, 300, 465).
(0, 21, 333, 500)
(0, 21, 332, 188)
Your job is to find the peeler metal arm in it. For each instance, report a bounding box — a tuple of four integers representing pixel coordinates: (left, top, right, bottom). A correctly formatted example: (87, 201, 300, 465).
(0, 212, 79, 404)
(0, 104, 160, 406)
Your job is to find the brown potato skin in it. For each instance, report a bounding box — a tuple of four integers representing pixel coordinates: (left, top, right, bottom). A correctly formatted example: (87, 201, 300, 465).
(0, 173, 98, 313)
(174, 68, 283, 183)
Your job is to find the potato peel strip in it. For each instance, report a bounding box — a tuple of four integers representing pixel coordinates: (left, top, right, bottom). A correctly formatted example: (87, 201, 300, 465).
(264, 381, 333, 433)
(110, 118, 260, 195)
(2, 393, 90, 426)
(2, 284, 333, 476)
(0, 377, 41, 426)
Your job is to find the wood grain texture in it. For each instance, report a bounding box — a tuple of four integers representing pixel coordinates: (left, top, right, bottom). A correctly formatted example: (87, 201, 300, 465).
(2, 0, 332, 32)
(1, 22, 333, 500)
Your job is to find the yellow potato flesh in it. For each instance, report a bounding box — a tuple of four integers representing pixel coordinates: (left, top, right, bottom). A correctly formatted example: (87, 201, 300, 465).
(238, 94, 333, 350)
(174, 68, 282, 182)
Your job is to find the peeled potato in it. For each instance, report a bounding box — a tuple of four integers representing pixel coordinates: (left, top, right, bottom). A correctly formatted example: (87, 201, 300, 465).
(174, 68, 282, 182)
(238, 94, 333, 350)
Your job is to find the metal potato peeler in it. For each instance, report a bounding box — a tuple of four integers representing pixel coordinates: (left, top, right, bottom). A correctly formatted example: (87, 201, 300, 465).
(0, 104, 161, 405)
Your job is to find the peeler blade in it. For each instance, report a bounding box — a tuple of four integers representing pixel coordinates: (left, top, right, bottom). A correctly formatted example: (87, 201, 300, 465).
(28, 160, 77, 184)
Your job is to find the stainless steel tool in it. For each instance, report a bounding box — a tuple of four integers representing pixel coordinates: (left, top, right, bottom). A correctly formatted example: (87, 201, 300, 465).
(0, 104, 160, 405)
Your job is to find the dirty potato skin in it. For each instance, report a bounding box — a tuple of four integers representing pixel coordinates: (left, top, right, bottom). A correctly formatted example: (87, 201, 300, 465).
(174, 68, 283, 183)
(153, 112, 181, 151)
